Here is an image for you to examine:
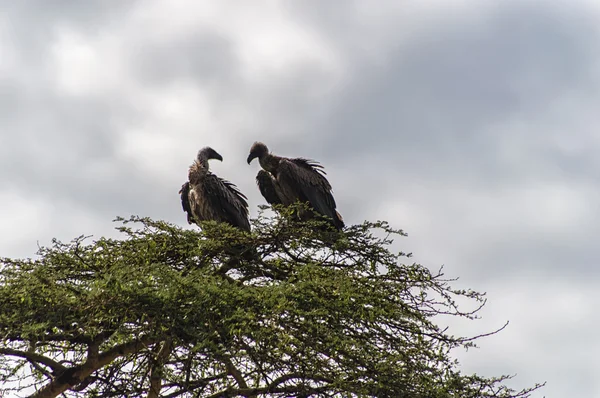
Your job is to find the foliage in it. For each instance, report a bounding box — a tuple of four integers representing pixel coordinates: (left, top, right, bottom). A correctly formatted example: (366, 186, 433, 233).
(0, 205, 543, 397)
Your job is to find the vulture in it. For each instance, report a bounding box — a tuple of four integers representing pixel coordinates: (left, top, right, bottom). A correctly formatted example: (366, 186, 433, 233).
(246, 142, 344, 230)
(180, 147, 251, 232)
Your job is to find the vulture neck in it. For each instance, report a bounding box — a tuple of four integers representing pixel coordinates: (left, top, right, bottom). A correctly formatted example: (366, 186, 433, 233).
(189, 160, 209, 185)
(259, 154, 280, 174)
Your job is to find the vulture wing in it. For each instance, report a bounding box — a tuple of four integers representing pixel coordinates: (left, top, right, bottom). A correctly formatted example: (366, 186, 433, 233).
(179, 181, 195, 224)
(202, 173, 251, 232)
(256, 169, 282, 205)
(278, 158, 344, 229)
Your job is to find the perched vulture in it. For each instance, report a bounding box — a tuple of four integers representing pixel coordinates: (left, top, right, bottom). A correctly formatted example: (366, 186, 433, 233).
(247, 142, 344, 230)
(180, 147, 251, 232)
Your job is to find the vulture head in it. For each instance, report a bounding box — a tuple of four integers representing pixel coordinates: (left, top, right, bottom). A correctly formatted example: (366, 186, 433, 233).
(247, 142, 269, 164)
(197, 146, 223, 163)
(190, 147, 223, 183)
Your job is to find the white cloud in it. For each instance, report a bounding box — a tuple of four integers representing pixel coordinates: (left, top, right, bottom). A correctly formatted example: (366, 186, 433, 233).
(50, 27, 126, 97)
(453, 281, 600, 397)
(0, 191, 52, 258)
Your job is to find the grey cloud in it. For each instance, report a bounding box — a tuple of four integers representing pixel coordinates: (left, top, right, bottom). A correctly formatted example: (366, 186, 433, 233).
(299, 2, 600, 167)
(132, 30, 241, 90)
(0, 2, 178, 225)
(4, 1, 138, 32)
(2, 1, 138, 71)
(0, 84, 140, 210)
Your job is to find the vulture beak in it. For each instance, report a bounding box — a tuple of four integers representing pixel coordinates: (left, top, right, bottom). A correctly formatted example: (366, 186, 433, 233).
(208, 149, 223, 161)
(247, 152, 256, 165)
(201, 147, 223, 162)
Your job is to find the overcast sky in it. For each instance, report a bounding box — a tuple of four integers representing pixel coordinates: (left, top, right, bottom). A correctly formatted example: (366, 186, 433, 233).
(2, 0, 599, 396)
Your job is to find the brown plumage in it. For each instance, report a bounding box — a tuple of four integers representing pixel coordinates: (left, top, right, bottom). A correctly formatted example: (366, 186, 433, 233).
(247, 142, 344, 230)
(180, 147, 250, 232)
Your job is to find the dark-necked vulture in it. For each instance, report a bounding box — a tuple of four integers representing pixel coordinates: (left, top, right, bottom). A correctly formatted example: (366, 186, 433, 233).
(247, 142, 344, 230)
(180, 147, 251, 232)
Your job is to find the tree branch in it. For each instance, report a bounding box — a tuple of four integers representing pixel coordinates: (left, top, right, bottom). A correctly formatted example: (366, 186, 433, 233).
(161, 372, 228, 398)
(205, 384, 331, 398)
(266, 373, 333, 390)
(147, 339, 173, 398)
(0, 348, 66, 373)
(29, 335, 157, 398)
(220, 355, 248, 390)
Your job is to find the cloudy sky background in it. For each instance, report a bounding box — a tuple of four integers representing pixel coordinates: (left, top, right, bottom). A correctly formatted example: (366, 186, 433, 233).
(2, 0, 599, 395)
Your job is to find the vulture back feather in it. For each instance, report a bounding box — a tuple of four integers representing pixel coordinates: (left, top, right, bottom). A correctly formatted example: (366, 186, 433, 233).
(278, 158, 344, 230)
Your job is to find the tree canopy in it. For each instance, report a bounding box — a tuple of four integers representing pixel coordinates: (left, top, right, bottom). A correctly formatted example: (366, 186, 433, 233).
(0, 205, 543, 397)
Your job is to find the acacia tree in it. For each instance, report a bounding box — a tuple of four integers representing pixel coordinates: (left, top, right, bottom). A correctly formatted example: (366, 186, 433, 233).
(0, 205, 543, 397)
